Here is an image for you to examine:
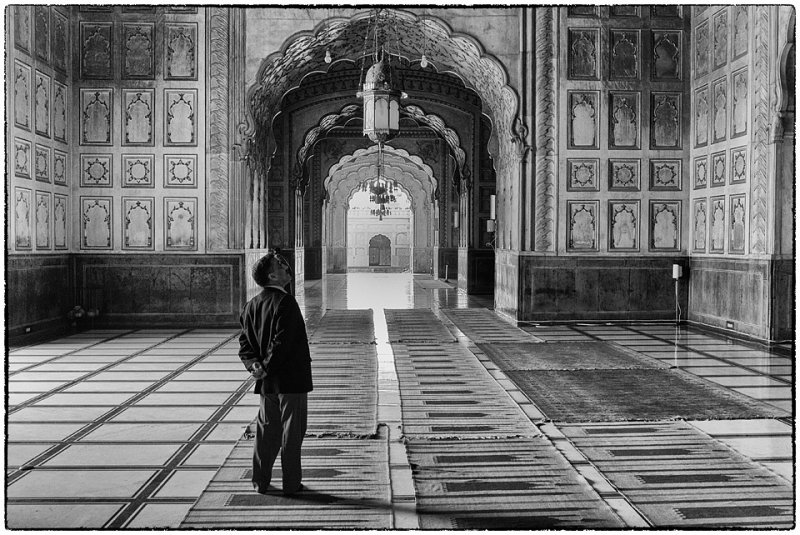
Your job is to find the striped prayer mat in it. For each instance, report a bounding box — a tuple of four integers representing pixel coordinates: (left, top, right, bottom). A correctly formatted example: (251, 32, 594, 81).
(384, 309, 456, 343)
(506, 368, 788, 422)
(477, 341, 667, 370)
(308, 310, 374, 344)
(406, 437, 625, 529)
(441, 309, 544, 343)
(560, 422, 794, 528)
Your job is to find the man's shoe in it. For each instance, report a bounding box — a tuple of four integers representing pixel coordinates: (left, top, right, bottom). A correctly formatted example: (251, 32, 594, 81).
(253, 482, 271, 495)
(282, 483, 304, 496)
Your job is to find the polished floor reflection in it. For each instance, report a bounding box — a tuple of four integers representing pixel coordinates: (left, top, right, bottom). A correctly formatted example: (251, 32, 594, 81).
(6, 273, 794, 529)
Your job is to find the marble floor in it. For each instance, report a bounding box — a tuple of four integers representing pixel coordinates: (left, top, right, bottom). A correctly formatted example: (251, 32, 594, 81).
(5, 273, 795, 529)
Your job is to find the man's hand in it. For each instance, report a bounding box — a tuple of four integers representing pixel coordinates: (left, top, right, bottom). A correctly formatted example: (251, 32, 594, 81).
(250, 361, 267, 379)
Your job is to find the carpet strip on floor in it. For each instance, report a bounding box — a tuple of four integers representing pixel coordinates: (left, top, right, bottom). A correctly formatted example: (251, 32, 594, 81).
(477, 341, 668, 370)
(560, 421, 794, 528)
(405, 438, 625, 529)
(384, 309, 456, 343)
(441, 309, 544, 343)
(308, 309, 374, 344)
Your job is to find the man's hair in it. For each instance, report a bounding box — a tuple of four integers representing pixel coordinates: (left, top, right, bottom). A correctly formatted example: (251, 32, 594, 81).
(252, 249, 288, 287)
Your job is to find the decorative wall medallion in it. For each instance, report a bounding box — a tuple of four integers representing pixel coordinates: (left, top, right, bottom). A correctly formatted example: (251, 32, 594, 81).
(729, 194, 746, 253)
(54, 194, 67, 249)
(34, 5, 49, 62)
(611, 6, 639, 17)
(165, 198, 197, 250)
(609, 159, 640, 191)
(35, 191, 51, 250)
(34, 70, 50, 138)
(567, 6, 598, 17)
(711, 77, 727, 143)
(610, 30, 639, 79)
(81, 89, 113, 145)
(731, 68, 748, 138)
(651, 7, 681, 18)
(123, 155, 154, 188)
(650, 160, 682, 191)
(123, 197, 154, 249)
(53, 150, 67, 186)
(693, 156, 708, 189)
(732, 6, 749, 59)
(166, 23, 198, 80)
(651, 93, 681, 148)
(608, 201, 639, 251)
(710, 195, 725, 252)
(711, 151, 726, 187)
(568, 29, 599, 79)
(34, 144, 51, 183)
(53, 81, 67, 143)
(730, 147, 747, 184)
(123, 23, 155, 79)
(51, 8, 68, 72)
(165, 155, 197, 187)
(15, 188, 32, 250)
(567, 159, 599, 191)
(652, 30, 682, 80)
(692, 199, 707, 252)
(80, 22, 113, 79)
(165, 89, 197, 145)
(713, 8, 728, 70)
(14, 6, 31, 53)
(81, 154, 113, 187)
(609, 92, 640, 148)
(81, 197, 113, 249)
(695, 21, 709, 77)
(14, 60, 31, 131)
(567, 201, 599, 252)
(14, 138, 32, 179)
(568, 91, 599, 149)
(694, 85, 709, 147)
(123, 89, 154, 145)
(649, 201, 681, 251)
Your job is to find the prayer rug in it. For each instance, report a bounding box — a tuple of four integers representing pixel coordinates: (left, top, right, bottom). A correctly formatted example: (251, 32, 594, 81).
(476, 341, 667, 371)
(441, 309, 544, 343)
(505, 369, 789, 422)
(384, 309, 456, 343)
(415, 280, 453, 289)
(308, 310, 374, 344)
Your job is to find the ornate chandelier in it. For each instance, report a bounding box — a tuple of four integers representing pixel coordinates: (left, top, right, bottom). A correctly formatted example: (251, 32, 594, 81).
(360, 147, 398, 221)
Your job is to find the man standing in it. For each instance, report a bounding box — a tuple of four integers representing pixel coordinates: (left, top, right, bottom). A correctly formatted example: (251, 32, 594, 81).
(239, 250, 313, 495)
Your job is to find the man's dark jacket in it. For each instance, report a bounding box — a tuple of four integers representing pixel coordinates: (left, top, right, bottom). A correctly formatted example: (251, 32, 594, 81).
(238, 287, 313, 394)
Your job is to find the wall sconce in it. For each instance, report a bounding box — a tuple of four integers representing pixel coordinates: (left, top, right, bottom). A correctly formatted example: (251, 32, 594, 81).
(452, 210, 460, 229)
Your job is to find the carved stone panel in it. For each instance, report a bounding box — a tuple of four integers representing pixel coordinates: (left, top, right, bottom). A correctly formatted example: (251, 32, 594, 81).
(269, 216, 285, 248)
(53, 81, 67, 143)
(80, 22, 113, 79)
(695, 20, 709, 77)
(13, 61, 31, 131)
(81, 197, 113, 249)
(732, 6, 749, 60)
(15, 188, 32, 250)
(693, 198, 708, 252)
(166, 23, 198, 80)
(711, 77, 727, 143)
(165, 198, 197, 250)
(123, 155, 154, 188)
(123, 197, 154, 249)
(610, 30, 639, 79)
(35, 191, 51, 250)
(267, 187, 284, 212)
(611, 6, 639, 17)
(693, 155, 708, 189)
(649, 201, 681, 251)
(568, 29, 599, 79)
(53, 149, 67, 186)
(81, 154, 113, 187)
(712, 8, 728, 70)
(710, 195, 725, 252)
(54, 194, 67, 249)
(729, 194, 746, 253)
(731, 68, 748, 138)
(568, 91, 599, 149)
(14, 138, 32, 179)
(650, 160, 682, 191)
(165, 89, 197, 145)
(567, 159, 599, 191)
(609, 92, 640, 148)
(568, 6, 599, 18)
(34, 5, 49, 62)
(608, 201, 639, 251)
(650, 93, 681, 148)
(34, 70, 50, 138)
(167, 7, 198, 13)
(14, 6, 31, 53)
(165, 155, 197, 187)
(711, 151, 726, 187)
(51, 8, 68, 72)
(609, 159, 640, 191)
(123, 23, 155, 79)
(123, 89, 154, 145)
(652, 30, 682, 80)
(694, 85, 709, 147)
(567, 201, 599, 252)
(730, 147, 748, 184)
(651, 7, 681, 18)
(81, 89, 113, 145)
(34, 144, 50, 183)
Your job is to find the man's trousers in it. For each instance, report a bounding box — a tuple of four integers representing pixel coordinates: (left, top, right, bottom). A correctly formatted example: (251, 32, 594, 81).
(252, 392, 308, 493)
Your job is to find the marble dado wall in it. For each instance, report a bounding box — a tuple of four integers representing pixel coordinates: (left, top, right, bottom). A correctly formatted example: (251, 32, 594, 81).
(7, 255, 73, 341)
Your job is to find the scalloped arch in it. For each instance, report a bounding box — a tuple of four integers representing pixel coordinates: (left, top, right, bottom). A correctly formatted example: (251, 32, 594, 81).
(325, 145, 438, 197)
